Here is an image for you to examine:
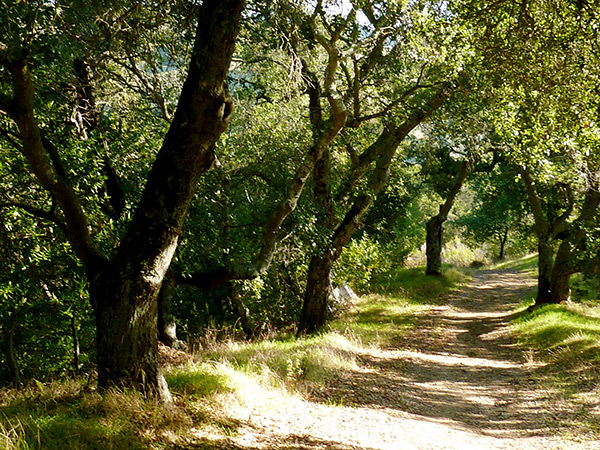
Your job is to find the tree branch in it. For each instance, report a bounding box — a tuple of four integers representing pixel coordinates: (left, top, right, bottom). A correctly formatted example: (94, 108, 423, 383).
(0, 201, 67, 233)
(7, 57, 106, 272)
(337, 86, 451, 205)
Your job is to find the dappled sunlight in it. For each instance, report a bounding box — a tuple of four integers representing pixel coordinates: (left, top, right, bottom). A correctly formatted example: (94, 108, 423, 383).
(393, 349, 524, 370)
(181, 270, 597, 449)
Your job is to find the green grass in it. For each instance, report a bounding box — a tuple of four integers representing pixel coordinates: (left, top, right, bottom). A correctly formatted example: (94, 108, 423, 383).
(0, 265, 467, 450)
(0, 380, 190, 450)
(490, 253, 538, 273)
(370, 264, 469, 304)
(511, 301, 600, 435)
(512, 303, 600, 360)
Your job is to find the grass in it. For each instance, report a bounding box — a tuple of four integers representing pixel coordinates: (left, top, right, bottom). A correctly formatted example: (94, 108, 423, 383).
(511, 300, 600, 435)
(370, 264, 469, 303)
(490, 253, 538, 273)
(512, 303, 600, 368)
(0, 264, 470, 449)
(0, 379, 191, 449)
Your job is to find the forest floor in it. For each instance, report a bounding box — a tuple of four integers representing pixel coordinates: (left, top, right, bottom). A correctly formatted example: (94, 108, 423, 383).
(192, 269, 600, 450)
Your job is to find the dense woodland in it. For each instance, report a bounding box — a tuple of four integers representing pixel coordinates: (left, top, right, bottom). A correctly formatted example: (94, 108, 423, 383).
(0, 0, 599, 402)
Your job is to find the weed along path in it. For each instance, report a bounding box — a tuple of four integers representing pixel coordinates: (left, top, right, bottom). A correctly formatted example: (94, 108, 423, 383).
(192, 270, 599, 450)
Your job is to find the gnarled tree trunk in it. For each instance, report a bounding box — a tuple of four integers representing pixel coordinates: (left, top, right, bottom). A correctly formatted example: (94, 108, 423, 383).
(299, 89, 449, 333)
(89, 0, 244, 399)
(548, 182, 600, 304)
(518, 166, 575, 307)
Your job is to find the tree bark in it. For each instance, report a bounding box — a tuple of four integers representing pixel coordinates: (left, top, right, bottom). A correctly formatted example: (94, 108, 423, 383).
(426, 160, 470, 276)
(536, 239, 554, 304)
(426, 215, 444, 276)
(298, 143, 335, 334)
(3, 320, 20, 387)
(548, 241, 575, 304)
(298, 250, 335, 334)
(89, 0, 244, 400)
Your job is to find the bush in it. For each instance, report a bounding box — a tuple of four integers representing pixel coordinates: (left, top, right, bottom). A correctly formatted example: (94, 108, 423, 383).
(333, 235, 389, 292)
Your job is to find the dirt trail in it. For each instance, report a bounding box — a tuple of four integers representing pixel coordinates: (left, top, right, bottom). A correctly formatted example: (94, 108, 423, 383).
(203, 270, 599, 449)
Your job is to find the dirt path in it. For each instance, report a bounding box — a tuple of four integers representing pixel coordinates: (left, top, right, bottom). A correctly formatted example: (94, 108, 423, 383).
(201, 270, 599, 449)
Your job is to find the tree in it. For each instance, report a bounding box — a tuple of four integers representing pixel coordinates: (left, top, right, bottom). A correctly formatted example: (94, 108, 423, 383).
(0, 0, 245, 399)
(461, 0, 600, 305)
(412, 105, 499, 276)
(293, 0, 471, 332)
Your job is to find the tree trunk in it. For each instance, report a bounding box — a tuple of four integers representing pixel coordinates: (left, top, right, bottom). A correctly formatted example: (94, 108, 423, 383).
(89, 0, 244, 400)
(3, 321, 20, 387)
(298, 250, 335, 334)
(91, 262, 170, 399)
(517, 165, 578, 308)
(545, 235, 576, 305)
(535, 239, 554, 304)
(498, 228, 509, 260)
(0, 0, 243, 399)
(549, 266, 573, 304)
(426, 215, 444, 276)
(426, 160, 470, 277)
(298, 146, 335, 335)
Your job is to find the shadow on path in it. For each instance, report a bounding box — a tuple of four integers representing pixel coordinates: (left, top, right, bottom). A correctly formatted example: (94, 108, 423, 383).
(312, 270, 566, 439)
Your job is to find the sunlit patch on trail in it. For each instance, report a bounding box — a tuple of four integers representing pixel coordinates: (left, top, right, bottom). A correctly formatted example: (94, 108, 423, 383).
(394, 349, 523, 370)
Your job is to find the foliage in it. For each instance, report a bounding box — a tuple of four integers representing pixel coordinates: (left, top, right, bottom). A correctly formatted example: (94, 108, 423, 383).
(0, 0, 599, 387)
(570, 272, 600, 304)
(333, 234, 386, 292)
(456, 165, 533, 259)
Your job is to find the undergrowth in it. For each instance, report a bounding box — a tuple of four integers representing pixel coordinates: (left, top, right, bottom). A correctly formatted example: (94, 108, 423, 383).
(0, 265, 467, 449)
